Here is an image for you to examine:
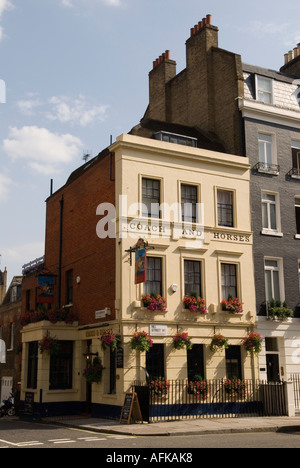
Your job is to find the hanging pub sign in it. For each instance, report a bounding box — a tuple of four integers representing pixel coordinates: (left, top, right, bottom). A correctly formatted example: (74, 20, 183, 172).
(37, 277, 54, 304)
(135, 248, 147, 285)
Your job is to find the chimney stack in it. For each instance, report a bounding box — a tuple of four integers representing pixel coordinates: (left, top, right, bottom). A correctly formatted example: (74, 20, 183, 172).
(280, 43, 300, 75)
(190, 14, 213, 37)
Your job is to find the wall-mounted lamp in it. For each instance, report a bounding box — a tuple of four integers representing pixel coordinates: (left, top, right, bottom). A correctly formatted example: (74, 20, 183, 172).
(83, 351, 99, 362)
(76, 276, 81, 284)
(171, 284, 178, 293)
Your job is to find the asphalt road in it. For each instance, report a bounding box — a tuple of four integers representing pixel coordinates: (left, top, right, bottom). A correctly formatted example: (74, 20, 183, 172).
(0, 418, 299, 449)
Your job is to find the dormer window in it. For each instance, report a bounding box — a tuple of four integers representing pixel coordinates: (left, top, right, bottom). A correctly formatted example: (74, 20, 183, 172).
(256, 76, 273, 104)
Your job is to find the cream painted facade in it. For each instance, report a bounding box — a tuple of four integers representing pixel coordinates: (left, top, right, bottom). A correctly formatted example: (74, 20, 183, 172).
(20, 133, 259, 418)
(111, 133, 258, 405)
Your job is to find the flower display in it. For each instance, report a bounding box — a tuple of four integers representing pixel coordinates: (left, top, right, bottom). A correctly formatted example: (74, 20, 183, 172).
(39, 336, 60, 356)
(83, 357, 103, 384)
(150, 377, 170, 399)
(187, 378, 209, 400)
(223, 378, 247, 397)
(221, 296, 243, 314)
(130, 331, 153, 352)
(100, 331, 121, 352)
(183, 295, 208, 314)
(20, 307, 77, 327)
(210, 334, 229, 352)
(268, 300, 293, 320)
(141, 293, 167, 312)
(242, 332, 262, 355)
(172, 332, 193, 351)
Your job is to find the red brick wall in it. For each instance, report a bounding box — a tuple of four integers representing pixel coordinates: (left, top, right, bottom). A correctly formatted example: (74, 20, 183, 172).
(44, 152, 116, 325)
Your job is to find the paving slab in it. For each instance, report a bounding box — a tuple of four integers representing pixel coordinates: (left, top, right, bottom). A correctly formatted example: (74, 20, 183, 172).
(41, 416, 300, 437)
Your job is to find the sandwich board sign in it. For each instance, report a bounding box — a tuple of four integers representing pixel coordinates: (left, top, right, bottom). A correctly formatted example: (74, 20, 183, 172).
(120, 392, 143, 425)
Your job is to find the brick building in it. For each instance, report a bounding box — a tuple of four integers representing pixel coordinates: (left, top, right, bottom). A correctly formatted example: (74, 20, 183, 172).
(135, 15, 300, 382)
(0, 273, 22, 407)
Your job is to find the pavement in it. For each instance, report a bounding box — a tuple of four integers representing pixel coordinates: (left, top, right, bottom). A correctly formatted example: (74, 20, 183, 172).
(41, 415, 300, 437)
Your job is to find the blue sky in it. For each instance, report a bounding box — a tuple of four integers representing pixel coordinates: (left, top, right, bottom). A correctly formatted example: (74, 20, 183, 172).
(0, 0, 299, 285)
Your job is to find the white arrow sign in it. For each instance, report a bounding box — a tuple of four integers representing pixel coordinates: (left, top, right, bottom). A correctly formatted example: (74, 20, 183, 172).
(0, 339, 6, 363)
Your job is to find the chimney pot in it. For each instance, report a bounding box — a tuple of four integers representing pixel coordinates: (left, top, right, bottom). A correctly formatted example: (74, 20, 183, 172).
(165, 50, 170, 60)
(206, 14, 212, 25)
(294, 47, 299, 58)
(284, 53, 289, 65)
(288, 50, 293, 61)
(202, 17, 206, 26)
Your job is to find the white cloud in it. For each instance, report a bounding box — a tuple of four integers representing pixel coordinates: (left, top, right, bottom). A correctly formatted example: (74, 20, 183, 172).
(47, 95, 109, 127)
(60, 0, 123, 8)
(16, 97, 42, 116)
(0, 172, 12, 201)
(3, 126, 84, 175)
(0, 0, 14, 42)
(61, 0, 74, 7)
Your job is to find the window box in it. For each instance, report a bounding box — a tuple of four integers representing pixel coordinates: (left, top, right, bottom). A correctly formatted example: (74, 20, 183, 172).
(141, 294, 167, 312)
(221, 296, 243, 315)
(183, 295, 207, 314)
(255, 162, 280, 175)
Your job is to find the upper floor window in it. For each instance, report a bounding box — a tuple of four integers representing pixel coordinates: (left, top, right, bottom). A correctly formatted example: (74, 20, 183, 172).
(142, 178, 161, 219)
(144, 257, 162, 296)
(256, 76, 273, 104)
(181, 184, 198, 223)
(184, 260, 202, 297)
(264, 259, 281, 303)
(261, 192, 281, 235)
(221, 263, 237, 300)
(292, 140, 300, 177)
(295, 197, 300, 236)
(217, 190, 234, 227)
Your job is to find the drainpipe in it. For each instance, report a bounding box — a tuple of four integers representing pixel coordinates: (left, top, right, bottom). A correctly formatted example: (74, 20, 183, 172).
(58, 195, 64, 308)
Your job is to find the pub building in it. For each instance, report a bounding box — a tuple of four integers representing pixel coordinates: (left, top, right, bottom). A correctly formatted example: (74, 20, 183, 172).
(19, 129, 258, 419)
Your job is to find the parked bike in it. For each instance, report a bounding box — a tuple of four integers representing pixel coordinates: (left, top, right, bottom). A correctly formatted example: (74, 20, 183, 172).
(0, 392, 16, 417)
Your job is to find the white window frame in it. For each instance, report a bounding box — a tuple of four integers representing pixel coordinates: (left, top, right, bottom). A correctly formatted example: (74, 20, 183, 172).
(261, 191, 282, 237)
(264, 257, 284, 305)
(258, 132, 278, 174)
(256, 75, 274, 105)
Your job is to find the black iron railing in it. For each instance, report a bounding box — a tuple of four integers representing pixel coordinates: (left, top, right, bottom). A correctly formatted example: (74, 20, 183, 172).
(133, 379, 288, 422)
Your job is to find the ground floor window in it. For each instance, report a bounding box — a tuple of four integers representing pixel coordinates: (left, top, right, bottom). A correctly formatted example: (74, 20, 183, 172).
(27, 341, 38, 389)
(50, 341, 73, 390)
(146, 344, 165, 380)
(187, 344, 205, 381)
(225, 346, 242, 380)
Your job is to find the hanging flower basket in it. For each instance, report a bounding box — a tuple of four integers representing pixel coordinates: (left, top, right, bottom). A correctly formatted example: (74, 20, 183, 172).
(150, 377, 170, 399)
(83, 357, 104, 384)
(39, 336, 60, 356)
(172, 332, 193, 351)
(242, 332, 262, 355)
(141, 293, 167, 312)
(100, 331, 121, 352)
(221, 296, 243, 314)
(183, 295, 208, 314)
(210, 334, 229, 352)
(130, 331, 153, 352)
